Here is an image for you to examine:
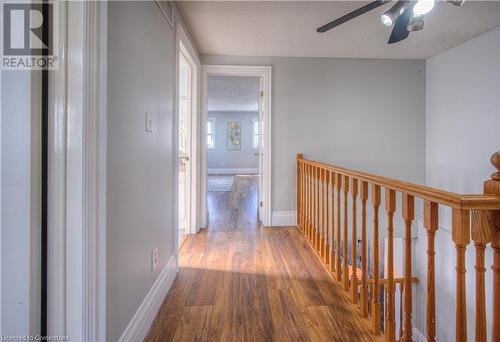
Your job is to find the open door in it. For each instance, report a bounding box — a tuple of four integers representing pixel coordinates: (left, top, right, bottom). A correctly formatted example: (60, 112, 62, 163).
(178, 51, 192, 245)
(257, 78, 264, 223)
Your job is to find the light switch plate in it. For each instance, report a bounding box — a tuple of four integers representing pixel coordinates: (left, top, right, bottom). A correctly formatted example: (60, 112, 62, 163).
(145, 112, 153, 132)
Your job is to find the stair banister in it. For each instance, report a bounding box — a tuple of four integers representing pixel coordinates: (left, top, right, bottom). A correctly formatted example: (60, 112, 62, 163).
(296, 152, 500, 342)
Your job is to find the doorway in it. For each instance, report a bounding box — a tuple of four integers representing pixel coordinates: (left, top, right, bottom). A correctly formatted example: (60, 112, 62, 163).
(201, 66, 272, 227)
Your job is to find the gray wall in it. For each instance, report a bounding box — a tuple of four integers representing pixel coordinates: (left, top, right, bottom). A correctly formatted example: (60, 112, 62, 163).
(207, 111, 258, 171)
(107, 2, 176, 340)
(415, 26, 500, 341)
(202, 55, 426, 211)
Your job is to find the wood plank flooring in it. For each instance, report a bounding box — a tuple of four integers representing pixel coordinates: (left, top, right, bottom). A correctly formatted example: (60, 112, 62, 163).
(145, 175, 374, 342)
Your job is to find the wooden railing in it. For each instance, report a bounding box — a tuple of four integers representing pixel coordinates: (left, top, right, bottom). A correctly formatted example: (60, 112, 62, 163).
(296, 152, 500, 342)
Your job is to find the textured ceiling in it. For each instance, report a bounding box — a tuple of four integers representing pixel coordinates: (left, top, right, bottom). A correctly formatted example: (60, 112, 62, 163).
(178, 1, 500, 59)
(208, 76, 260, 112)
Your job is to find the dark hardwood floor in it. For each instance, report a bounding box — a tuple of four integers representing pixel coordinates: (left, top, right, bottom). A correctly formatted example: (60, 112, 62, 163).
(145, 175, 374, 341)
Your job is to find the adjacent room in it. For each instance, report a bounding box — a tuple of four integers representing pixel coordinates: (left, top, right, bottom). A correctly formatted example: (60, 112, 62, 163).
(206, 75, 261, 226)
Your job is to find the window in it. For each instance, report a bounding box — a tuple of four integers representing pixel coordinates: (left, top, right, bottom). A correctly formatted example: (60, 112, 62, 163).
(207, 118, 215, 149)
(252, 118, 259, 149)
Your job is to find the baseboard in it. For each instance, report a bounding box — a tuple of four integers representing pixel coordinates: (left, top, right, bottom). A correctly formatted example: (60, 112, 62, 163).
(412, 327, 427, 342)
(271, 211, 296, 227)
(208, 168, 258, 175)
(119, 254, 177, 342)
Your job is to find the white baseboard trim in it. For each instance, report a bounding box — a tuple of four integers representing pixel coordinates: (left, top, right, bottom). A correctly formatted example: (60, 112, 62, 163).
(412, 327, 427, 342)
(208, 168, 258, 175)
(119, 254, 177, 342)
(271, 211, 297, 227)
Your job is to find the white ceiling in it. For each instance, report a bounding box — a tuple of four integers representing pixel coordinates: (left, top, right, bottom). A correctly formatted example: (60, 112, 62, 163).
(208, 76, 260, 112)
(178, 1, 500, 59)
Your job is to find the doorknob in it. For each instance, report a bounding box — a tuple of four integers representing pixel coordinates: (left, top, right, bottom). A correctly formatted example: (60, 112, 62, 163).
(254, 152, 259, 156)
(180, 155, 190, 161)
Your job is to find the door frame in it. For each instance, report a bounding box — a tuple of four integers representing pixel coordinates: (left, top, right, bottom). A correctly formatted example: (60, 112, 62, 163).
(47, 1, 107, 340)
(175, 23, 201, 255)
(201, 65, 272, 226)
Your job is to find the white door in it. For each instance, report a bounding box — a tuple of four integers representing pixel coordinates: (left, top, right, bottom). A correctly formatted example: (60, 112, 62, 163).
(178, 52, 192, 243)
(257, 78, 264, 223)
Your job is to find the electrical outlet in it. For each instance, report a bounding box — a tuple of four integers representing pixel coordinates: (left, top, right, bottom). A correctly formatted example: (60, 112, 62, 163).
(151, 247, 159, 271)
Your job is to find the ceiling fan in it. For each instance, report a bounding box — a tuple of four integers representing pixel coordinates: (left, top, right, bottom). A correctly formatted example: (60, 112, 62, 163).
(317, 0, 466, 44)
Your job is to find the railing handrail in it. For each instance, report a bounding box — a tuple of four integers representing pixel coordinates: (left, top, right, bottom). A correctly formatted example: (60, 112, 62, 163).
(298, 157, 500, 210)
(296, 152, 500, 341)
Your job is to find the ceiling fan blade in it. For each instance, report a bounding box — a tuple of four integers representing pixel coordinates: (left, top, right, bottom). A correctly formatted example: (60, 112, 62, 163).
(387, 7, 412, 44)
(317, 0, 388, 33)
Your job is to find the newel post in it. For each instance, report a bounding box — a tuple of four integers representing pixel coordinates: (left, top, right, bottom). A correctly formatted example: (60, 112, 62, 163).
(484, 151, 500, 342)
(297, 153, 303, 230)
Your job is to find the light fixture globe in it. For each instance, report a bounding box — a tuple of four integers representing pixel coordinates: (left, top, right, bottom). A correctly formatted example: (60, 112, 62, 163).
(381, 14, 393, 26)
(380, 0, 408, 27)
(413, 0, 435, 15)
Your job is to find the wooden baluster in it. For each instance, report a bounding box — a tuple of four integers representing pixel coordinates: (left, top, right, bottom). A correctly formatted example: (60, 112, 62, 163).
(321, 169, 326, 259)
(311, 165, 316, 243)
(304, 164, 310, 238)
(343, 175, 350, 291)
(301, 162, 306, 233)
(309, 164, 314, 241)
(452, 208, 470, 342)
(329, 172, 336, 272)
(316, 167, 321, 251)
(325, 171, 330, 264)
(360, 181, 369, 318)
(307, 164, 312, 239)
(351, 178, 359, 303)
(371, 184, 381, 335)
(385, 188, 396, 342)
(471, 210, 492, 342)
(485, 151, 500, 342)
(336, 175, 343, 282)
(302, 163, 306, 233)
(402, 193, 414, 342)
(399, 284, 404, 340)
(423, 200, 438, 342)
(492, 222, 500, 342)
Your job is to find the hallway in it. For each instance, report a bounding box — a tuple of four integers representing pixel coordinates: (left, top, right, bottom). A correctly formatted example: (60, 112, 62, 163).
(145, 175, 373, 341)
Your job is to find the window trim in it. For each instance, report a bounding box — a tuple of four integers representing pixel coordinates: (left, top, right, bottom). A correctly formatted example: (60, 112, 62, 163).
(207, 117, 215, 149)
(252, 117, 259, 150)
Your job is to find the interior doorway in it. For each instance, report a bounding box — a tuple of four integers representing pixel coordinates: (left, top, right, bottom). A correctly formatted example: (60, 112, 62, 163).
(206, 76, 261, 225)
(201, 66, 272, 227)
(177, 47, 194, 247)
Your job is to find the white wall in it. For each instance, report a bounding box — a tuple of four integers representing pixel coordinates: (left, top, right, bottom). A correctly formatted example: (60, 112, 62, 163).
(207, 111, 258, 172)
(107, 2, 190, 340)
(0, 70, 41, 336)
(201, 55, 426, 213)
(417, 26, 500, 340)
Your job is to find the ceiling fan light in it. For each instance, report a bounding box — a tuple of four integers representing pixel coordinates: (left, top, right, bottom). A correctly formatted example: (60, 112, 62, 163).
(407, 15, 424, 31)
(381, 14, 393, 26)
(413, 0, 435, 15)
(380, 0, 408, 27)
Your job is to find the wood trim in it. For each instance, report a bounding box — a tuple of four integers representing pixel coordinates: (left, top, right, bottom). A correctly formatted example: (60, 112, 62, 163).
(48, 2, 108, 339)
(82, 1, 108, 340)
(298, 157, 500, 210)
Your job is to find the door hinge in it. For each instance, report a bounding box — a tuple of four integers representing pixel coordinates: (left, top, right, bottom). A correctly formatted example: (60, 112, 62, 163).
(260, 91, 264, 97)
(260, 201, 264, 208)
